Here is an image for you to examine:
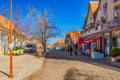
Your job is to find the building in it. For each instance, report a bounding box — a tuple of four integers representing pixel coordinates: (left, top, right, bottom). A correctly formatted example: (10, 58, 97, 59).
(81, 0, 120, 57)
(54, 39, 67, 49)
(100, 0, 120, 56)
(65, 30, 81, 46)
(0, 15, 25, 54)
(81, 1, 99, 54)
(46, 44, 52, 49)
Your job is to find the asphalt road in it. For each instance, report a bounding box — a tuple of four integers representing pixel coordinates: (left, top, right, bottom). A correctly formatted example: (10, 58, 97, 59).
(29, 51, 120, 80)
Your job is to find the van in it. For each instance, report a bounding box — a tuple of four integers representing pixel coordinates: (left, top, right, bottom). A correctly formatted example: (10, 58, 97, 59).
(24, 43, 37, 53)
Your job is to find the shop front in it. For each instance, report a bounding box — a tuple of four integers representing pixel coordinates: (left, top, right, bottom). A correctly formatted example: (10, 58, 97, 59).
(82, 35, 103, 56)
(117, 36, 120, 48)
(102, 28, 120, 56)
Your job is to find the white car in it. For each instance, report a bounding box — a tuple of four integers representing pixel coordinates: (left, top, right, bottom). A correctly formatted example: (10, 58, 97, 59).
(24, 43, 36, 53)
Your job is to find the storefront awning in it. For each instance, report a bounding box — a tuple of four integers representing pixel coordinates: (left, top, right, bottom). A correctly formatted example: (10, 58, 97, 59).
(83, 37, 96, 43)
(84, 39, 95, 43)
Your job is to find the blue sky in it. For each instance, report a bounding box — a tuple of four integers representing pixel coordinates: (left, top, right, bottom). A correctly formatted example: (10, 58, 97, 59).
(0, 0, 98, 44)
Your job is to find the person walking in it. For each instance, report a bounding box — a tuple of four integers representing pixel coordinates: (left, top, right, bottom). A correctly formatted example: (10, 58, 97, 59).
(67, 45, 70, 52)
(69, 45, 73, 56)
(74, 44, 78, 56)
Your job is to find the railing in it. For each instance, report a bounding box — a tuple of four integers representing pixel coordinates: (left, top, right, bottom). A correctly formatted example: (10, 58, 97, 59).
(82, 29, 101, 37)
(107, 17, 120, 28)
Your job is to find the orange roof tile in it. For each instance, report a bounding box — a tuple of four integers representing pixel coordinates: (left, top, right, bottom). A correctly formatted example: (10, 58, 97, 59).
(90, 1, 99, 14)
(57, 39, 65, 44)
(68, 30, 81, 41)
(0, 15, 15, 29)
(0, 15, 24, 36)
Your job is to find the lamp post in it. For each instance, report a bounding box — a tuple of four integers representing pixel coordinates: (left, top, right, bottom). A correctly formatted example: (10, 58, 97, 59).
(9, 0, 14, 78)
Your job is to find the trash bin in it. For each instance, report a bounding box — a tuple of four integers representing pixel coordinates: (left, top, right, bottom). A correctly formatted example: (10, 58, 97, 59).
(38, 51, 42, 58)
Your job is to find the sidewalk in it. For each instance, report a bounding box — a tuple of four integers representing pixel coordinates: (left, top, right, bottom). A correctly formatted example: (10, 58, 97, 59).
(0, 53, 45, 80)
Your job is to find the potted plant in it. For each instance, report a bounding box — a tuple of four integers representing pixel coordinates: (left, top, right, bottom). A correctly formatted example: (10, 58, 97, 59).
(116, 48, 120, 61)
(110, 47, 119, 62)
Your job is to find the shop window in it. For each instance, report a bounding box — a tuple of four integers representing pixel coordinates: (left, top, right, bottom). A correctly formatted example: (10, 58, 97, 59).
(117, 37, 120, 48)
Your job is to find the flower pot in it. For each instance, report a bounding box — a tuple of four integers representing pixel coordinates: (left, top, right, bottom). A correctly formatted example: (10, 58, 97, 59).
(38, 51, 42, 58)
(111, 57, 116, 62)
(116, 56, 120, 61)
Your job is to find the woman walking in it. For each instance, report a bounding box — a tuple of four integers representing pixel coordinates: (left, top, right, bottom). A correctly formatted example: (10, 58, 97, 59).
(69, 45, 73, 56)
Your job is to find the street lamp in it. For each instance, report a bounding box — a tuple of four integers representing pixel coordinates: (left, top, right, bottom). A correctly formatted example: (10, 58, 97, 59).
(9, 0, 14, 78)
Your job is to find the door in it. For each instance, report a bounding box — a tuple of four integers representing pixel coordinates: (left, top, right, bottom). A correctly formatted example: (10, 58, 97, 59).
(83, 44, 87, 54)
(105, 38, 110, 56)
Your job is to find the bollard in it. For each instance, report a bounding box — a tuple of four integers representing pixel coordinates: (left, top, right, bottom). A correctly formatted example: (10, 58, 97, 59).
(38, 51, 42, 58)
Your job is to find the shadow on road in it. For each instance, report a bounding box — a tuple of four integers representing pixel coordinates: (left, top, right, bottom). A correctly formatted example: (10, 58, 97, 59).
(64, 67, 100, 80)
(0, 70, 9, 77)
(46, 51, 120, 72)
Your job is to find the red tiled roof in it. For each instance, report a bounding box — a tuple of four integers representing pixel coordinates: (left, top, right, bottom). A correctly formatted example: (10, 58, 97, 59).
(90, 1, 99, 14)
(0, 15, 24, 36)
(83, 1, 99, 29)
(68, 30, 81, 41)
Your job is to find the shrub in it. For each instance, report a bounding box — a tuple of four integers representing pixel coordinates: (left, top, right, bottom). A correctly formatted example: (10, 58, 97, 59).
(110, 47, 119, 57)
(118, 48, 120, 56)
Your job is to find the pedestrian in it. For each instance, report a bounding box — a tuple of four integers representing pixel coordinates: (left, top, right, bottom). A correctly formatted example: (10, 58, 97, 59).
(73, 44, 78, 56)
(68, 45, 70, 52)
(69, 45, 73, 56)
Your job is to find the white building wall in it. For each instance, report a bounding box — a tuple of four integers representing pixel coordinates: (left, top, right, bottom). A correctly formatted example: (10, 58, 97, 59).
(107, 0, 114, 21)
(86, 7, 94, 25)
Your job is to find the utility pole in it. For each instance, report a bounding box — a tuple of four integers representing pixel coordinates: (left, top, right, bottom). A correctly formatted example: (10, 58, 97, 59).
(9, 0, 14, 78)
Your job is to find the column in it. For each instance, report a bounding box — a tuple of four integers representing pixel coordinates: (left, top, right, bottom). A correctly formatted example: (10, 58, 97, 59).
(102, 33, 105, 56)
(110, 31, 113, 50)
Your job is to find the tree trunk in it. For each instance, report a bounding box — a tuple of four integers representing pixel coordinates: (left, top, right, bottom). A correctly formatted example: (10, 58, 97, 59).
(43, 43, 46, 53)
(43, 35, 46, 53)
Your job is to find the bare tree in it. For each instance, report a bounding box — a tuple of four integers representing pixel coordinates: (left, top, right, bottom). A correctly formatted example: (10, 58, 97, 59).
(1, 5, 9, 54)
(13, 6, 22, 46)
(27, 8, 61, 53)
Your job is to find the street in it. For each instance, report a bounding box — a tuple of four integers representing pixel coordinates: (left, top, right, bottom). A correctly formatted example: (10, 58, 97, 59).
(29, 51, 120, 80)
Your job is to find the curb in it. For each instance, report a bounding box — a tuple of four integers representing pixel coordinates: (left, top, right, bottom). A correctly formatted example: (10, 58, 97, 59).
(23, 52, 48, 80)
(113, 62, 120, 68)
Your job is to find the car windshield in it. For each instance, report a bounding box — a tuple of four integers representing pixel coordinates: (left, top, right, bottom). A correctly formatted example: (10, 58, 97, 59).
(26, 45, 33, 48)
(13, 47, 19, 50)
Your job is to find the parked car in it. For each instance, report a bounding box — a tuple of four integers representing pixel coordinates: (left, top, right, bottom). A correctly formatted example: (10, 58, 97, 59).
(51, 48, 56, 51)
(24, 43, 37, 53)
(56, 47, 60, 51)
(12, 46, 24, 55)
(46, 48, 51, 52)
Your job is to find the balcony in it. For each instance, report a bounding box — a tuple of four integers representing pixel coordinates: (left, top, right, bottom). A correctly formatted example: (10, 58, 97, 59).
(107, 17, 120, 28)
(101, 23, 108, 30)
